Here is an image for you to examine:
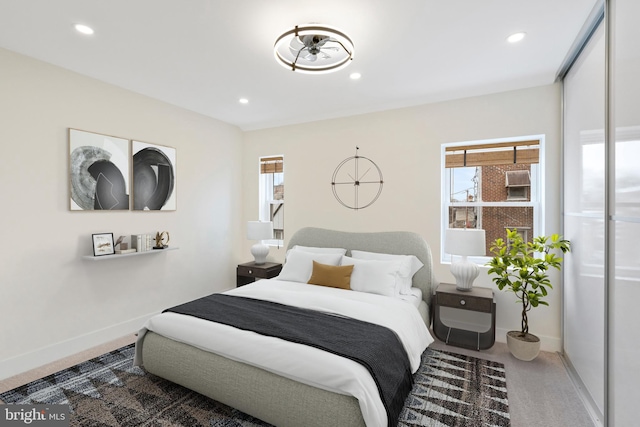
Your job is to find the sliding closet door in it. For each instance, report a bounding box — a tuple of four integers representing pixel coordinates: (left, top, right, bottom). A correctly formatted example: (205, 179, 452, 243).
(563, 23, 606, 418)
(611, 0, 640, 424)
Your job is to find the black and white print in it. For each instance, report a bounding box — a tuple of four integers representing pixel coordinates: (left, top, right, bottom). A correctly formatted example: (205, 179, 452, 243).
(132, 141, 176, 211)
(69, 129, 129, 211)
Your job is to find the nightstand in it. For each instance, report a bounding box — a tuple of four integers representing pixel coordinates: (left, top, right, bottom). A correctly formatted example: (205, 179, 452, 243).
(432, 283, 496, 350)
(236, 261, 283, 287)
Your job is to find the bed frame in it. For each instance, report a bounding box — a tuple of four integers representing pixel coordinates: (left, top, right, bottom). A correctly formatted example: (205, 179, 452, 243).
(141, 227, 436, 427)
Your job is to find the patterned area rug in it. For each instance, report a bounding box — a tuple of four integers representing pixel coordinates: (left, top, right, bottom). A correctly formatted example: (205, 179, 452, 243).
(399, 349, 510, 426)
(0, 345, 510, 427)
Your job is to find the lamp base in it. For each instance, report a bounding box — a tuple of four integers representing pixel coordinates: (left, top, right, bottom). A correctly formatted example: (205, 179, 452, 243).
(251, 243, 269, 265)
(450, 256, 479, 291)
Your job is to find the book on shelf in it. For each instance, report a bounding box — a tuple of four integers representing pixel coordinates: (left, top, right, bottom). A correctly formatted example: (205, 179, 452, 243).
(115, 248, 137, 254)
(131, 234, 145, 252)
(130, 234, 156, 252)
(131, 234, 139, 251)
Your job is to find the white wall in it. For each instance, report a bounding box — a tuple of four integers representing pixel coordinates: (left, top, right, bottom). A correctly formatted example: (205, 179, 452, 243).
(0, 48, 244, 379)
(243, 83, 563, 351)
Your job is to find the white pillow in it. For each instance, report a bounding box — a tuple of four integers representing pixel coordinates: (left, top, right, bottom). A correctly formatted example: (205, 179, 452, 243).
(350, 250, 424, 295)
(285, 245, 347, 262)
(278, 251, 343, 283)
(292, 245, 347, 255)
(340, 256, 403, 297)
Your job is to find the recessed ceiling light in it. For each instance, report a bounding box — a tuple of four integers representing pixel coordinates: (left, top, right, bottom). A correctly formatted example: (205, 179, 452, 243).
(239, 98, 249, 104)
(507, 32, 526, 43)
(349, 72, 361, 80)
(75, 24, 94, 35)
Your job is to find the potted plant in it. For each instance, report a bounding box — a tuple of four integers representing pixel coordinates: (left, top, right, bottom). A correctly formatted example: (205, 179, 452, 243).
(486, 229, 571, 361)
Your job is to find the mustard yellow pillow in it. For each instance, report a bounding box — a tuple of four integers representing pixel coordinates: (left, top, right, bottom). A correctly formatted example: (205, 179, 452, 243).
(307, 261, 354, 290)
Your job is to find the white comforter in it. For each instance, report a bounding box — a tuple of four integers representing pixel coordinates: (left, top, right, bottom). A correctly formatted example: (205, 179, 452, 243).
(134, 279, 433, 427)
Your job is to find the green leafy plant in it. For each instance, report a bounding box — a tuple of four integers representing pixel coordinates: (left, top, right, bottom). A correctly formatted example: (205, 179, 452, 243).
(486, 229, 571, 336)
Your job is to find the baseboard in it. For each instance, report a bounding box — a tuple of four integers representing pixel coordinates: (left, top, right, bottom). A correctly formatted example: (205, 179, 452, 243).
(0, 312, 158, 381)
(495, 327, 561, 353)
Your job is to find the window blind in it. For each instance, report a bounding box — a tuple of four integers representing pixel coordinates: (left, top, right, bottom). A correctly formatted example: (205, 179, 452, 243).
(260, 156, 283, 174)
(445, 140, 539, 168)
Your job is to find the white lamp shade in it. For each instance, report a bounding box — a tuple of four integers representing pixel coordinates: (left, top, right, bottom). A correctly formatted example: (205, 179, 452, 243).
(247, 221, 273, 241)
(444, 228, 486, 256)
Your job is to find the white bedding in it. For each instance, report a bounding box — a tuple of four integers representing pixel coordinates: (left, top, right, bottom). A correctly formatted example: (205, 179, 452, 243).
(135, 279, 433, 427)
(398, 287, 423, 308)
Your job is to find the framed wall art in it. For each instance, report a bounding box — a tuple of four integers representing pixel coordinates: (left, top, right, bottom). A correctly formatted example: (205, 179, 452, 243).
(69, 129, 130, 210)
(92, 233, 115, 256)
(132, 141, 176, 211)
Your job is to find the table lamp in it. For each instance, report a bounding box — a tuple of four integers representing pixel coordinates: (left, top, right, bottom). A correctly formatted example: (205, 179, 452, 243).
(444, 228, 486, 291)
(247, 221, 273, 265)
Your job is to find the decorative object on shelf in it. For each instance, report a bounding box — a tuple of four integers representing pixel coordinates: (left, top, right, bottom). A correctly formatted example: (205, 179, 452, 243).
(444, 228, 486, 291)
(92, 233, 115, 256)
(154, 231, 170, 249)
(114, 235, 126, 248)
(132, 141, 176, 211)
(331, 147, 383, 210)
(247, 221, 273, 265)
(487, 228, 571, 361)
(115, 235, 130, 252)
(69, 129, 129, 211)
(274, 24, 354, 74)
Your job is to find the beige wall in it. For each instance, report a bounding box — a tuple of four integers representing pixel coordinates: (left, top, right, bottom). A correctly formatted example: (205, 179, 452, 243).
(0, 48, 244, 379)
(243, 83, 563, 351)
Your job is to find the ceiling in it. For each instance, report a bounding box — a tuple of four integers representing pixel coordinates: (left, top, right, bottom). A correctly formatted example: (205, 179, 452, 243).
(0, 0, 599, 131)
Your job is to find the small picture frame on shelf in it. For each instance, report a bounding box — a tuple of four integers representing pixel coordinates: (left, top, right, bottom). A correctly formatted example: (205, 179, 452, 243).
(92, 233, 115, 256)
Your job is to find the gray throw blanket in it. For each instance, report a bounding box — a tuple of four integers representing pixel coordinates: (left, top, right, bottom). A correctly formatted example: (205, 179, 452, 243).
(165, 293, 413, 426)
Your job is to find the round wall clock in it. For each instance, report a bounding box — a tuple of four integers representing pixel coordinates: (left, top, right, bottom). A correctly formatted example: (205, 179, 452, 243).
(331, 147, 384, 210)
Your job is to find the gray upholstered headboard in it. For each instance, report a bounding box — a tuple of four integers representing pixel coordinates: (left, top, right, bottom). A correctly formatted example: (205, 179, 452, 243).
(286, 227, 437, 306)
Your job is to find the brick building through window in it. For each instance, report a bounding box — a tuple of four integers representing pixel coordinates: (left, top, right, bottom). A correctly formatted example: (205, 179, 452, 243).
(481, 164, 534, 250)
(443, 138, 540, 258)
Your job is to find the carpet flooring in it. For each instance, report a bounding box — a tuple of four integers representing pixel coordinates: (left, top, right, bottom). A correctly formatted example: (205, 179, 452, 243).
(0, 344, 510, 427)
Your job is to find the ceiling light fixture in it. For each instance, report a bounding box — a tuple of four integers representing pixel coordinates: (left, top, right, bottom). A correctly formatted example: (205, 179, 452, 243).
(74, 24, 94, 35)
(349, 72, 362, 80)
(239, 98, 249, 104)
(507, 32, 526, 43)
(274, 24, 354, 74)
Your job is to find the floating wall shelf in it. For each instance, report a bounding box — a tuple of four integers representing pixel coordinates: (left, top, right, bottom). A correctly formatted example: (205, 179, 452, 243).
(83, 247, 179, 261)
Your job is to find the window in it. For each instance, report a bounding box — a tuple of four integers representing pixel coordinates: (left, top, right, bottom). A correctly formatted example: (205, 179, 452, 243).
(442, 137, 542, 262)
(259, 156, 284, 246)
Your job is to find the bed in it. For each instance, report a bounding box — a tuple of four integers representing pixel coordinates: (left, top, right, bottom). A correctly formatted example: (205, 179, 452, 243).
(134, 227, 437, 427)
